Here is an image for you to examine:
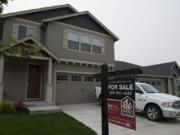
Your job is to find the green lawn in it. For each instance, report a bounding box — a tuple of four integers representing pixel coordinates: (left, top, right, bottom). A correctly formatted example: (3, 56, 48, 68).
(0, 112, 97, 135)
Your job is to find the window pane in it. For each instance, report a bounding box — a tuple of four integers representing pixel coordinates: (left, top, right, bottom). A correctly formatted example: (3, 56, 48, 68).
(18, 25, 27, 40)
(57, 74, 68, 81)
(67, 32, 79, 50)
(81, 43, 91, 52)
(71, 75, 81, 81)
(92, 45, 101, 54)
(92, 38, 101, 47)
(80, 35, 91, 52)
(68, 40, 79, 50)
(84, 76, 93, 82)
(67, 32, 78, 41)
(80, 35, 91, 44)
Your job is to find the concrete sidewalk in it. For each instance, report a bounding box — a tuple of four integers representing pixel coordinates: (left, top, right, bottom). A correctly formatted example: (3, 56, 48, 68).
(61, 103, 180, 135)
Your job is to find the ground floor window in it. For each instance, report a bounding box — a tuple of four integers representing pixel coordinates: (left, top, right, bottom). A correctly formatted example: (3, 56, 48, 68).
(84, 76, 93, 82)
(71, 75, 82, 81)
(57, 74, 68, 81)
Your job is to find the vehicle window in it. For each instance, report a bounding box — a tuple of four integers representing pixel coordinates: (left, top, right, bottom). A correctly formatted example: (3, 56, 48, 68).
(135, 85, 143, 94)
(139, 83, 159, 93)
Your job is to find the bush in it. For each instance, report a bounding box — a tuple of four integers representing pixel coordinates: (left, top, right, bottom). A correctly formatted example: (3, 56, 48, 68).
(13, 100, 26, 109)
(0, 101, 15, 114)
(13, 101, 30, 114)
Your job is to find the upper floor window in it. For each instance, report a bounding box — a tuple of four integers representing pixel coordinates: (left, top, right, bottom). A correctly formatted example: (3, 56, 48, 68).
(67, 32, 79, 50)
(18, 25, 27, 39)
(80, 35, 91, 52)
(64, 30, 105, 55)
(92, 38, 101, 54)
(12, 24, 40, 41)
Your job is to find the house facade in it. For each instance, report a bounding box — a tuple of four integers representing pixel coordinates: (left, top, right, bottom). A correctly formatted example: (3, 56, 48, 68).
(115, 61, 180, 96)
(0, 4, 119, 105)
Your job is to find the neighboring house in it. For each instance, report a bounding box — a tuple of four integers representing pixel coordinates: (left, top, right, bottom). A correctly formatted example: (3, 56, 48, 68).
(0, 4, 119, 105)
(115, 61, 180, 96)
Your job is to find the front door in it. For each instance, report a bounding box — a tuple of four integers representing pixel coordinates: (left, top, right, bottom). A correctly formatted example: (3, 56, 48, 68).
(27, 64, 41, 99)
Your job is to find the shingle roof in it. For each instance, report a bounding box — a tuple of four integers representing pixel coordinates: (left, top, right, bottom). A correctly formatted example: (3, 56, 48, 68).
(114, 61, 142, 70)
(0, 4, 78, 18)
(115, 61, 180, 77)
(142, 62, 176, 76)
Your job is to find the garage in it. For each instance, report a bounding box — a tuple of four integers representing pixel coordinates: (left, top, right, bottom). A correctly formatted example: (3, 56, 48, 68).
(55, 72, 100, 105)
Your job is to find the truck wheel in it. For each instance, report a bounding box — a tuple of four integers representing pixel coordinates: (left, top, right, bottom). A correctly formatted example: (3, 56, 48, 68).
(145, 105, 162, 121)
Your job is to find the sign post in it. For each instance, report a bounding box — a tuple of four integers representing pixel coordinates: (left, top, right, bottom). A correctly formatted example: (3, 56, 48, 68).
(97, 64, 142, 135)
(101, 64, 109, 135)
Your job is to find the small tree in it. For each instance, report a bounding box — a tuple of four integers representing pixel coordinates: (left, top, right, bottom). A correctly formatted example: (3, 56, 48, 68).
(0, 0, 9, 14)
(0, 38, 42, 61)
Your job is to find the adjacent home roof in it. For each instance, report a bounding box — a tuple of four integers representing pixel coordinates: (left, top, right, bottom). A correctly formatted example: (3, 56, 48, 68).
(115, 61, 180, 77)
(114, 61, 141, 71)
(14, 36, 58, 60)
(0, 4, 78, 18)
(42, 11, 119, 41)
(142, 61, 179, 76)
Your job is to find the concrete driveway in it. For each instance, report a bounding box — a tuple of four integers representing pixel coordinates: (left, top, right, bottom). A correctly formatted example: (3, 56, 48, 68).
(61, 103, 180, 135)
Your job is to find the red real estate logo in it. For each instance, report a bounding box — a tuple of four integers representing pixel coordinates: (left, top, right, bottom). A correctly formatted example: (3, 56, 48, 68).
(107, 78, 136, 130)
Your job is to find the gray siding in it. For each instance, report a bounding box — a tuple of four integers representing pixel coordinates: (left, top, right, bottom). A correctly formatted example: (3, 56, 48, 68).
(4, 59, 27, 101)
(46, 22, 115, 65)
(3, 58, 47, 101)
(15, 7, 75, 22)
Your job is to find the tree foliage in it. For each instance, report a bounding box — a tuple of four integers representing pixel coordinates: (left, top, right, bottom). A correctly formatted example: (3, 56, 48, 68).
(0, 38, 42, 61)
(0, 0, 9, 14)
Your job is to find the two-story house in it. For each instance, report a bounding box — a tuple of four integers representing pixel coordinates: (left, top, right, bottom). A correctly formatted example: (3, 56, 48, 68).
(0, 4, 119, 105)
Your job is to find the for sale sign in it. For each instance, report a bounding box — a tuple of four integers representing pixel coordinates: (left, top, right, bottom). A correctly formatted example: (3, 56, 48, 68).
(107, 78, 136, 130)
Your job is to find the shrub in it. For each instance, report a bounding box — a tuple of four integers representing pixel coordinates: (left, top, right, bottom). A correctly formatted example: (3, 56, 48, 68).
(0, 101, 15, 114)
(13, 101, 30, 114)
(13, 100, 26, 109)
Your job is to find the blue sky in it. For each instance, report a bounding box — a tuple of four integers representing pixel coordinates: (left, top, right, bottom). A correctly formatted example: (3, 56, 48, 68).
(3, 0, 180, 66)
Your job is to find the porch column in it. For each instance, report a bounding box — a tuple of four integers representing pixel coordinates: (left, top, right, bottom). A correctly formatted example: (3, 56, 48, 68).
(0, 56, 4, 101)
(46, 58, 53, 104)
(167, 78, 173, 95)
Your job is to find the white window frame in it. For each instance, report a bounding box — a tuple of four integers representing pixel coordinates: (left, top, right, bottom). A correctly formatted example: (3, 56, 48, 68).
(64, 30, 105, 55)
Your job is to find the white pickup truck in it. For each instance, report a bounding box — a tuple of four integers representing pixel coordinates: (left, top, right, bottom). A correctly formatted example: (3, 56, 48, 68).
(96, 82, 180, 121)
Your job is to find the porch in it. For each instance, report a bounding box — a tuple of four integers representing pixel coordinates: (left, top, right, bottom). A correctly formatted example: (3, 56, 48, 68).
(0, 37, 57, 104)
(0, 56, 54, 104)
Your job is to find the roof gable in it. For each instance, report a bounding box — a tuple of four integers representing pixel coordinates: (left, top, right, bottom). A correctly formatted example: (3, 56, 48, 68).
(142, 62, 176, 76)
(0, 4, 78, 22)
(43, 11, 119, 41)
(14, 37, 58, 60)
